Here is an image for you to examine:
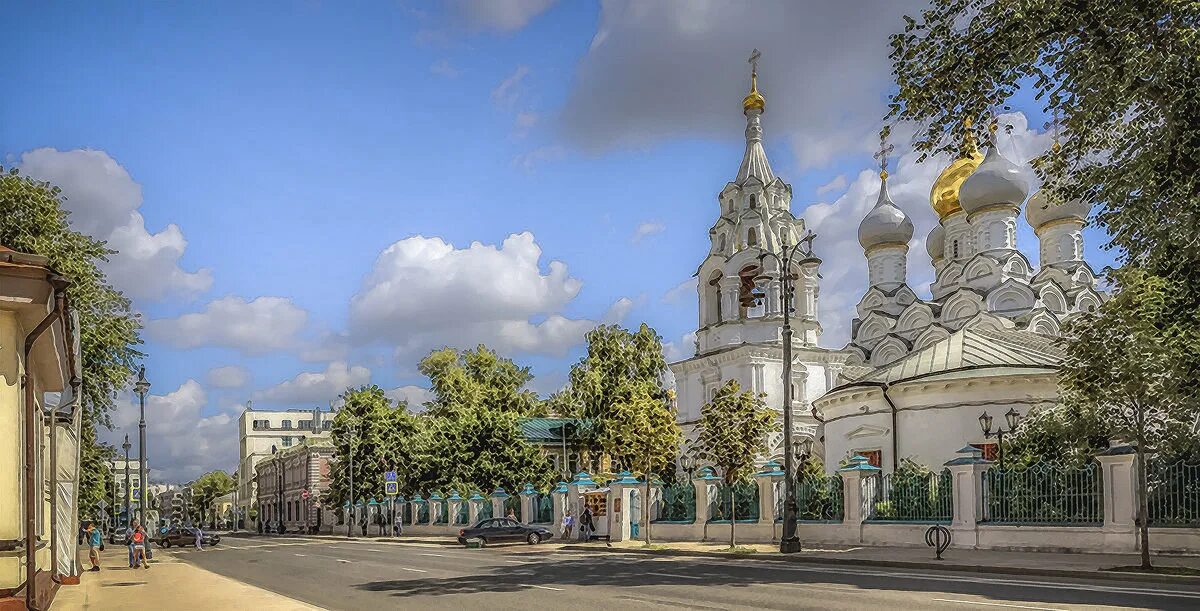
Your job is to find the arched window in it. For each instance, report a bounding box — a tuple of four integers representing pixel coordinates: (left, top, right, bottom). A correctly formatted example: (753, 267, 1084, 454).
(747, 227, 758, 247)
(716, 233, 727, 252)
(749, 194, 758, 208)
(738, 265, 761, 317)
(952, 239, 960, 259)
(708, 271, 723, 324)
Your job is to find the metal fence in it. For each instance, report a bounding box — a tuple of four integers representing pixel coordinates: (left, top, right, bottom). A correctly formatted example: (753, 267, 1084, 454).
(653, 483, 696, 523)
(708, 482, 759, 522)
(417, 501, 430, 523)
(1148, 460, 1200, 527)
(982, 462, 1102, 524)
(478, 499, 493, 520)
(457, 501, 469, 525)
(868, 469, 953, 522)
(533, 493, 554, 524)
(795, 474, 844, 521)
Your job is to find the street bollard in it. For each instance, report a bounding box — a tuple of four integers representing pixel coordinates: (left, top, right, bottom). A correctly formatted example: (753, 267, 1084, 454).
(925, 525, 951, 560)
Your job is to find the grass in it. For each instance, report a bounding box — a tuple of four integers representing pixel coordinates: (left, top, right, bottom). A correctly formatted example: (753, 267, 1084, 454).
(721, 546, 760, 555)
(1104, 565, 1200, 577)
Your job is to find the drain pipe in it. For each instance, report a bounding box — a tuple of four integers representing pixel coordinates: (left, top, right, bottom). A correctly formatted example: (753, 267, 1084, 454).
(23, 278, 68, 611)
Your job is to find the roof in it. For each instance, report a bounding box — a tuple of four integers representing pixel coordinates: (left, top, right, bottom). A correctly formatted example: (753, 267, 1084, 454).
(841, 327, 1064, 388)
(520, 417, 590, 443)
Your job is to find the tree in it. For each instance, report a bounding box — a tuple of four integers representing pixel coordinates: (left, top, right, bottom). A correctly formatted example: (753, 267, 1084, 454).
(0, 168, 143, 517)
(691, 380, 774, 548)
(328, 386, 396, 511)
(189, 471, 236, 526)
(603, 379, 681, 545)
(563, 324, 669, 468)
(1057, 268, 1198, 569)
(419, 345, 543, 418)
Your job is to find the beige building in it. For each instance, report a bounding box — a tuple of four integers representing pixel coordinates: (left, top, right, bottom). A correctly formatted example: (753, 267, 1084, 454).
(208, 491, 235, 529)
(254, 438, 335, 534)
(235, 405, 333, 528)
(0, 245, 81, 609)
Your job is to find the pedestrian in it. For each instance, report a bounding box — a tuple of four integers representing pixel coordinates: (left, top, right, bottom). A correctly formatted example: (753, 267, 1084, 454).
(561, 508, 575, 540)
(85, 522, 102, 572)
(126, 520, 138, 568)
(579, 506, 594, 541)
(131, 525, 149, 569)
(506, 508, 517, 521)
(194, 525, 204, 551)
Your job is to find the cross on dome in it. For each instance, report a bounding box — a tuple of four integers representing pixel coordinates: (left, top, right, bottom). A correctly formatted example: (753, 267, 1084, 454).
(874, 125, 895, 181)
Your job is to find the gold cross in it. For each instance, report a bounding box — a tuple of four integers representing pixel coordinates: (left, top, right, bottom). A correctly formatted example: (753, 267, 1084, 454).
(874, 125, 894, 180)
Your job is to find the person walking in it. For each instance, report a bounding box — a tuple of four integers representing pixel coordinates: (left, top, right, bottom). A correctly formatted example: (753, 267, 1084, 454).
(194, 525, 204, 551)
(131, 525, 149, 569)
(126, 520, 138, 568)
(579, 506, 594, 542)
(85, 522, 103, 572)
(506, 508, 517, 521)
(560, 508, 575, 540)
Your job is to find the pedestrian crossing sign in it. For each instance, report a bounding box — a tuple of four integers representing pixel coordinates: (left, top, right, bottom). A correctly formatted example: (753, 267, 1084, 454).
(385, 481, 398, 496)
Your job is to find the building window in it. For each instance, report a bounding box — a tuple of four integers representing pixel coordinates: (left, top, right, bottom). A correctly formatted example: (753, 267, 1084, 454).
(282, 436, 292, 448)
(749, 194, 758, 209)
(299, 420, 312, 430)
(747, 227, 758, 247)
(952, 239, 960, 259)
(281, 420, 292, 430)
(323, 421, 332, 430)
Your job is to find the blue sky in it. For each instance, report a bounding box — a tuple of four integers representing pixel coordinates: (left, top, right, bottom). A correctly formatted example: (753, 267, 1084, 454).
(1, 1, 1116, 481)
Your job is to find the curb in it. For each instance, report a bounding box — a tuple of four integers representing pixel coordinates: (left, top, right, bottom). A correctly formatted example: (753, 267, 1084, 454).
(559, 545, 1200, 586)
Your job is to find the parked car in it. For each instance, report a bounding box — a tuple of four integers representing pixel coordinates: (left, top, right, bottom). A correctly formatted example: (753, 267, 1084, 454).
(158, 527, 220, 548)
(458, 518, 553, 547)
(108, 530, 128, 545)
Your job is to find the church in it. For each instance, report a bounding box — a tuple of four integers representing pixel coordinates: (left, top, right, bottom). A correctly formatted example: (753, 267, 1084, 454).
(670, 56, 1107, 473)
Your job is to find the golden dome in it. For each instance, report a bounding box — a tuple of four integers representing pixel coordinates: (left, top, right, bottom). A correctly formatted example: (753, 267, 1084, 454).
(742, 70, 765, 113)
(929, 118, 983, 220)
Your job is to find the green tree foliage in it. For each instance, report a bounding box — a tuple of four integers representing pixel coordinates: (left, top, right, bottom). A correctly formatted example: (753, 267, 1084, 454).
(328, 385, 403, 508)
(189, 470, 236, 525)
(562, 324, 669, 467)
(691, 380, 774, 547)
(603, 379, 681, 544)
(0, 168, 143, 517)
(419, 345, 543, 418)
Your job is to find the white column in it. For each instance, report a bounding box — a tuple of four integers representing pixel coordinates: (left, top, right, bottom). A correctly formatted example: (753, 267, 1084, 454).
(551, 483, 568, 531)
(607, 476, 637, 543)
(755, 462, 782, 527)
(519, 484, 536, 523)
(1096, 443, 1138, 551)
(467, 494, 482, 525)
(945, 446, 991, 549)
(719, 276, 740, 322)
(837, 456, 880, 528)
(693, 469, 720, 542)
(490, 490, 508, 521)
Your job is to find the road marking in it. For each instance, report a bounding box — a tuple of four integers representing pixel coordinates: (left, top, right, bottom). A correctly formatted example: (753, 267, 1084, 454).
(419, 553, 444, 557)
(294, 554, 307, 557)
(523, 584, 564, 591)
(932, 600, 1063, 611)
(335, 559, 351, 563)
(644, 572, 703, 580)
(400, 567, 428, 573)
(364, 549, 383, 553)
(502, 560, 527, 564)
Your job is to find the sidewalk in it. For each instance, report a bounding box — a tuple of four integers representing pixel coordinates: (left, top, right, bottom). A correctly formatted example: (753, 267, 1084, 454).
(51, 546, 322, 610)
(562, 540, 1200, 585)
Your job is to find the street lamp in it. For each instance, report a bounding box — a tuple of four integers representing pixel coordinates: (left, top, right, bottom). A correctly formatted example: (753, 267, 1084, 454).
(271, 445, 285, 534)
(750, 231, 820, 554)
(979, 408, 1022, 470)
(134, 366, 151, 527)
(794, 437, 815, 478)
(346, 425, 356, 538)
(680, 455, 696, 480)
(121, 435, 132, 531)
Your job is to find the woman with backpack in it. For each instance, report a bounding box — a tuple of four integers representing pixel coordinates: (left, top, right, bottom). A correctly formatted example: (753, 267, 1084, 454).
(131, 525, 149, 569)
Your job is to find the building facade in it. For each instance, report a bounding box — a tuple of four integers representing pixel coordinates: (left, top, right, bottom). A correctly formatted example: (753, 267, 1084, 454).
(669, 61, 847, 464)
(254, 438, 334, 534)
(236, 405, 333, 528)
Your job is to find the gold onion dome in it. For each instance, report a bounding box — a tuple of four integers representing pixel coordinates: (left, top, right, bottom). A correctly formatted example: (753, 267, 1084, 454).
(742, 70, 765, 113)
(930, 118, 984, 221)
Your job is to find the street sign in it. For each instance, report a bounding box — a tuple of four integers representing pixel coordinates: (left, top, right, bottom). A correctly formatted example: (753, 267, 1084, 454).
(96, 499, 108, 510)
(131, 488, 140, 501)
(385, 481, 398, 496)
(384, 471, 397, 482)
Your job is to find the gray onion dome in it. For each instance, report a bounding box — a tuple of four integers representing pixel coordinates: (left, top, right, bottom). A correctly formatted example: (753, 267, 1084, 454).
(858, 178, 915, 250)
(959, 146, 1030, 214)
(1025, 188, 1090, 229)
(926, 225, 945, 261)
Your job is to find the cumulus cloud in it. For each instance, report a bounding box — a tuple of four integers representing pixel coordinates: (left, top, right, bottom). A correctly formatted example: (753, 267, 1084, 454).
(16, 148, 212, 300)
(207, 365, 251, 389)
(101, 380, 236, 483)
(145, 296, 309, 355)
(450, 0, 557, 31)
(348, 232, 628, 362)
(804, 112, 1052, 345)
(492, 65, 531, 108)
(663, 331, 698, 363)
(816, 174, 848, 196)
(254, 361, 372, 405)
(386, 385, 435, 409)
(558, 0, 929, 168)
(631, 221, 666, 244)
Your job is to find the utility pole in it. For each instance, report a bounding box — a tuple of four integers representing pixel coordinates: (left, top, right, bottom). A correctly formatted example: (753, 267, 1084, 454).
(347, 425, 356, 538)
(122, 436, 132, 531)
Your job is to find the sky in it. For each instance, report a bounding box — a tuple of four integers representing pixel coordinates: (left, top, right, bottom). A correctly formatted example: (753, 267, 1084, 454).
(0, 1, 1117, 483)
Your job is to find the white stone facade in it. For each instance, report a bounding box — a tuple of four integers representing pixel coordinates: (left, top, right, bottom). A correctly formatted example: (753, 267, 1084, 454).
(235, 405, 333, 526)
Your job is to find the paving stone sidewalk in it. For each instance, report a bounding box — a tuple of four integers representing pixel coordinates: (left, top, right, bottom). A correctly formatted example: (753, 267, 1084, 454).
(51, 545, 322, 610)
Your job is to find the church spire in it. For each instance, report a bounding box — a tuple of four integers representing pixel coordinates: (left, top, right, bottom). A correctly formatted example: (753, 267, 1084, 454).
(736, 49, 775, 185)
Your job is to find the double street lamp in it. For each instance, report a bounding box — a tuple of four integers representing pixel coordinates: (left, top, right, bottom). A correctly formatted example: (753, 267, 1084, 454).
(979, 407, 1022, 470)
(749, 231, 820, 554)
(134, 366, 152, 527)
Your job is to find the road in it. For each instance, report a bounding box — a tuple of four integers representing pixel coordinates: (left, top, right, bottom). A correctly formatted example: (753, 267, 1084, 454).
(163, 535, 1200, 610)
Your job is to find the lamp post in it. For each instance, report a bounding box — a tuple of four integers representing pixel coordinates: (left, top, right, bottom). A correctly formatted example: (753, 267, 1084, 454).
(110, 458, 119, 532)
(794, 437, 815, 479)
(979, 408, 1022, 470)
(134, 366, 151, 527)
(751, 232, 819, 554)
(270, 445, 285, 534)
(121, 435, 132, 531)
(346, 425, 356, 538)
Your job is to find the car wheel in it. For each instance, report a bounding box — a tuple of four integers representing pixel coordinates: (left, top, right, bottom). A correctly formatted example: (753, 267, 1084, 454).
(527, 533, 541, 545)
(161, 539, 170, 548)
(477, 537, 487, 548)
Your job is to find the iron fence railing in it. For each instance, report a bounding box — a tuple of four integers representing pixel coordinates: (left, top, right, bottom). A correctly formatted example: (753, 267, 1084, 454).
(478, 500, 493, 520)
(708, 482, 759, 522)
(533, 493, 554, 523)
(417, 501, 430, 523)
(795, 473, 844, 521)
(456, 501, 469, 525)
(1147, 461, 1200, 527)
(653, 483, 696, 523)
(982, 462, 1102, 524)
(868, 469, 953, 522)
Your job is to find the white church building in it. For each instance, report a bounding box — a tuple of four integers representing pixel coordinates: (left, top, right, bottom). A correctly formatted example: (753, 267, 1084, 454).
(671, 58, 1106, 473)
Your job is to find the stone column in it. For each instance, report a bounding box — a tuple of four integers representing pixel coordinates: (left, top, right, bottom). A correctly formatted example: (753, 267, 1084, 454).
(944, 445, 992, 549)
(756, 461, 783, 527)
(447, 490, 463, 526)
(467, 492, 483, 525)
(551, 482, 568, 532)
(408, 494, 423, 526)
(693, 467, 721, 541)
(519, 483, 537, 523)
(837, 455, 880, 532)
(490, 488, 509, 521)
(566, 472, 596, 537)
(607, 472, 639, 543)
(1096, 442, 1139, 551)
(719, 276, 740, 322)
(427, 493, 442, 526)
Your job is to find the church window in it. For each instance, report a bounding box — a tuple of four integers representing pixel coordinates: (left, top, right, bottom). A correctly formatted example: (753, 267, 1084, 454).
(716, 233, 726, 252)
(747, 227, 758, 247)
(737, 265, 761, 316)
(952, 239, 960, 259)
(854, 449, 883, 469)
(708, 271, 723, 324)
(749, 194, 758, 208)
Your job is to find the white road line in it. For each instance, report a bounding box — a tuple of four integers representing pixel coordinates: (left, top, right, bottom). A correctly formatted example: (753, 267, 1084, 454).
(502, 560, 527, 564)
(335, 559, 351, 563)
(419, 553, 444, 557)
(932, 599, 1064, 611)
(294, 553, 307, 557)
(400, 567, 428, 573)
(644, 572, 703, 580)
(523, 584, 564, 591)
(364, 549, 383, 553)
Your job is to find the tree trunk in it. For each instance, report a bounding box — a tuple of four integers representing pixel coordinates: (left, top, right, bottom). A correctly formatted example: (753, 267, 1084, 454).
(1136, 439, 1152, 569)
(729, 481, 736, 549)
(643, 460, 652, 546)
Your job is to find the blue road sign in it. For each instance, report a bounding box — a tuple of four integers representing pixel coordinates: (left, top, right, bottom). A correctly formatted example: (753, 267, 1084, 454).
(385, 481, 399, 496)
(384, 471, 397, 482)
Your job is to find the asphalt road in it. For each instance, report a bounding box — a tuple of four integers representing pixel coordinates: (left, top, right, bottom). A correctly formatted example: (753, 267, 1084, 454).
(164, 536, 1200, 610)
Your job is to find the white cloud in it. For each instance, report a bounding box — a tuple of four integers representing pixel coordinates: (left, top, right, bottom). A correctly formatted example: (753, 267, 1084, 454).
(816, 174, 848, 196)
(804, 112, 1052, 345)
(451, 0, 557, 31)
(514, 111, 540, 137)
(145, 296, 309, 355)
(492, 65, 531, 108)
(16, 148, 213, 300)
(430, 59, 460, 78)
(207, 365, 250, 389)
(663, 331, 698, 363)
(631, 221, 666, 244)
(386, 385, 434, 409)
(662, 277, 698, 304)
(558, 0, 930, 168)
(101, 380, 237, 483)
(255, 361, 372, 405)
(349, 232, 628, 362)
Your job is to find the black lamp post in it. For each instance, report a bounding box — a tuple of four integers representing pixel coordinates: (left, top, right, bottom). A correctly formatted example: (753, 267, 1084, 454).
(680, 455, 695, 480)
(979, 408, 1022, 470)
(122, 435, 132, 531)
(794, 437, 815, 478)
(346, 425, 356, 538)
(134, 366, 151, 527)
(751, 231, 820, 554)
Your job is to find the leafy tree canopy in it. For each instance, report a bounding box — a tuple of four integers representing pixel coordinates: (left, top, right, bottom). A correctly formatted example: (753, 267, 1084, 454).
(419, 345, 543, 418)
(189, 470, 236, 523)
(691, 380, 774, 486)
(328, 385, 409, 507)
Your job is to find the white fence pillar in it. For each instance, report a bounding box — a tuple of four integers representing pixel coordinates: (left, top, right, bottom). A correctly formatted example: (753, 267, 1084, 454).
(519, 483, 537, 523)
(608, 472, 639, 543)
(756, 461, 783, 528)
(551, 481, 569, 533)
(447, 491, 463, 526)
(693, 467, 721, 541)
(1096, 442, 1139, 551)
(945, 445, 991, 549)
(467, 492, 483, 525)
(491, 488, 509, 521)
(566, 472, 596, 537)
(837, 455, 880, 529)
